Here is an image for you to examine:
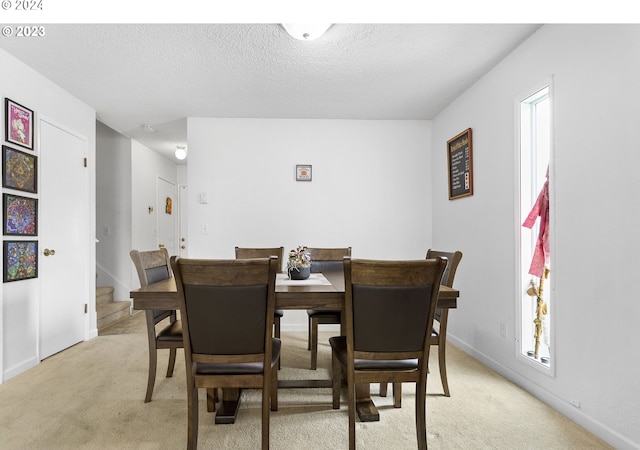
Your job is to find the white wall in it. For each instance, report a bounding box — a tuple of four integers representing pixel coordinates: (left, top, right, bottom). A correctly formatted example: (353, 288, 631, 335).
(96, 121, 132, 303)
(432, 25, 640, 449)
(187, 118, 431, 328)
(130, 140, 179, 288)
(0, 49, 96, 382)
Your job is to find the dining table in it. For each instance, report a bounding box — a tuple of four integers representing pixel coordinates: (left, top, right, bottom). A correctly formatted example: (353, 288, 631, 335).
(130, 270, 459, 424)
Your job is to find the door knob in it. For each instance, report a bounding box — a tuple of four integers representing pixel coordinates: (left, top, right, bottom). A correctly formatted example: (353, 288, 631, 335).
(44, 248, 56, 256)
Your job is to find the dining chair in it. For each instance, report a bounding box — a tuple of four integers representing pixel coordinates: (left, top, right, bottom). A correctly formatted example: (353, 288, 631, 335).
(130, 248, 183, 403)
(305, 247, 352, 370)
(380, 249, 463, 401)
(171, 256, 281, 450)
(235, 246, 285, 368)
(330, 256, 447, 450)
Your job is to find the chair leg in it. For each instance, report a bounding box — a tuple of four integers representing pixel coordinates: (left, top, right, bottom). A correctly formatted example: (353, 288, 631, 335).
(393, 383, 402, 408)
(415, 380, 427, 450)
(379, 382, 388, 397)
(144, 312, 158, 403)
(262, 373, 270, 450)
(271, 365, 279, 411)
(331, 350, 341, 409)
(438, 343, 450, 397)
(311, 317, 319, 370)
(187, 382, 199, 450)
(274, 316, 281, 370)
(166, 348, 177, 377)
(206, 388, 217, 412)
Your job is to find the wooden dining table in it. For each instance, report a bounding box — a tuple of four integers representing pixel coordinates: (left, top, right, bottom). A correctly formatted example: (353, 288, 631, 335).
(130, 271, 459, 423)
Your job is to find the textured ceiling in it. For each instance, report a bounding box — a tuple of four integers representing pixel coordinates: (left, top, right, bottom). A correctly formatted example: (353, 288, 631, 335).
(0, 23, 541, 163)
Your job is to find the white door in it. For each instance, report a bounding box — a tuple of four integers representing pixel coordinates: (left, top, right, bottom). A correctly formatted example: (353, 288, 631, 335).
(157, 177, 177, 255)
(39, 120, 88, 359)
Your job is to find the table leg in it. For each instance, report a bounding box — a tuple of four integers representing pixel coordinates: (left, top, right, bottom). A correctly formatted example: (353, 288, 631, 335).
(355, 383, 380, 422)
(215, 388, 241, 424)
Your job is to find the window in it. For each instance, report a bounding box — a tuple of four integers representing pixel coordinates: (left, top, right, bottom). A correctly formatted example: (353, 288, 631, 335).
(518, 85, 552, 369)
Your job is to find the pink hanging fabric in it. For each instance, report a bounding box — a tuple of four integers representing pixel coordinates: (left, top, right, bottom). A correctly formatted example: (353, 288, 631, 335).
(522, 175, 549, 278)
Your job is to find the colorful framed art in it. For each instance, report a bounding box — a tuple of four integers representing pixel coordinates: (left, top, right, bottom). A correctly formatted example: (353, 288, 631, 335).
(3, 193, 37, 236)
(3, 240, 38, 282)
(2, 145, 37, 193)
(5, 98, 34, 150)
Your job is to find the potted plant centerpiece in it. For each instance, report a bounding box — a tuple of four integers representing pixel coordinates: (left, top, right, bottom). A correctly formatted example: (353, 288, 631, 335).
(287, 246, 311, 280)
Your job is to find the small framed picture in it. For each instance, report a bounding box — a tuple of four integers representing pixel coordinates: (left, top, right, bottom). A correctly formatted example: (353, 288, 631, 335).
(447, 128, 473, 200)
(3, 240, 38, 282)
(2, 145, 38, 193)
(5, 98, 34, 150)
(296, 164, 312, 181)
(3, 193, 38, 236)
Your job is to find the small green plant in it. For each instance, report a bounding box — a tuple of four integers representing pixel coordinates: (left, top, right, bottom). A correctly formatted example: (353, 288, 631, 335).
(287, 246, 311, 272)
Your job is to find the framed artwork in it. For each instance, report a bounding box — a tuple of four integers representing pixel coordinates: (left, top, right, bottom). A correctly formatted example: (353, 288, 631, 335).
(296, 164, 312, 181)
(447, 128, 473, 200)
(2, 145, 37, 193)
(3, 193, 37, 236)
(5, 98, 34, 150)
(3, 240, 38, 282)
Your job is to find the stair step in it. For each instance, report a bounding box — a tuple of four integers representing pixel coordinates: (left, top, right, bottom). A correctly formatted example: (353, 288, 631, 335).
(96, 286, 114, 305)
(97, 300, 131, 331)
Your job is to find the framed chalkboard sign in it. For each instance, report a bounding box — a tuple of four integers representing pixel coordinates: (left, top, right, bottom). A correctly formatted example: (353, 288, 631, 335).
(447, 128, 473, 200)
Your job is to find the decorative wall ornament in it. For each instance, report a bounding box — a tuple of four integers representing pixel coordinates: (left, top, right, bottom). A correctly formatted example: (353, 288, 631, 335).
(3, 193, 37, 236)
(447, 128, 473, 200)
(2, 145, 37, 193)
(5, 98, 34, 150)
(3, 240, 38, 282)
(296, 164, 312, 181)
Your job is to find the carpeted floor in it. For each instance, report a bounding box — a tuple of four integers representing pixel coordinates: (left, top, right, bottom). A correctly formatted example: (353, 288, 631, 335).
(0, 312, 611, 449)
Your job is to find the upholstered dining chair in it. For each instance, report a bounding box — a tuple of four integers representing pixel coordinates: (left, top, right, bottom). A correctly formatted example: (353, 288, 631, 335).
(235, 246, 285, 368)
(380, 249, 463, 401)
(130, 248, 183, 403)
(305, 247, 352, 369)
(330, 256, 447, 450)
(171, 256, 280, 450)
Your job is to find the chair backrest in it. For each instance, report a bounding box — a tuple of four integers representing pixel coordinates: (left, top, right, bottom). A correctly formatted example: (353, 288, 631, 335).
(130, 248, 174, 321)
(130, 248, 173, 288)
(426, 249, 462, 288)
(306, 247, 352, 273)
(344, 257, 447, 359)
(235, 246, 284, 273)
(171, 256, 279, 361)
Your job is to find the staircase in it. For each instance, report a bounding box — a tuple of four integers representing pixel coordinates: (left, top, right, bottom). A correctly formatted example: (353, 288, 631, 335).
(96, 287, 131, 331)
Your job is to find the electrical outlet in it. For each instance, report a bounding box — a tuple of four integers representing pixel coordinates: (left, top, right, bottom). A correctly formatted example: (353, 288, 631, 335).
(500, 322, 507, 338)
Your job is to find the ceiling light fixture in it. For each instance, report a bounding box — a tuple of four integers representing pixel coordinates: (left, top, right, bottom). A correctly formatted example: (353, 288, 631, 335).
(282, 23, 332, 41)
(175, 145, 187, 160)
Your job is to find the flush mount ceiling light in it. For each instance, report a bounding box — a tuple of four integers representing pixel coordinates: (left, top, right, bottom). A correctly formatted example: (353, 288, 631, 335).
(282, 23, 332, 41)
(175, 145, 187, 160)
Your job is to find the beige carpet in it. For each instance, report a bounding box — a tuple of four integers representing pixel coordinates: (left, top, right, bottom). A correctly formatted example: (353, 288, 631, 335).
(0, 312, 611, 449)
